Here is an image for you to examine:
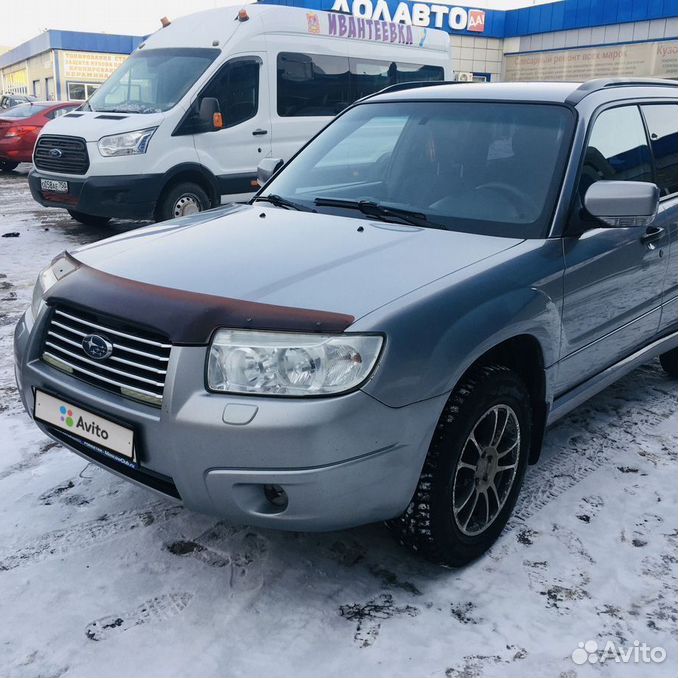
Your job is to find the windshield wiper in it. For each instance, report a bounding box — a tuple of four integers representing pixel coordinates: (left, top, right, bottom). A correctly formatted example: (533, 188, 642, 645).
(314, 197, 447, 231)
(253, 194, 316, 212)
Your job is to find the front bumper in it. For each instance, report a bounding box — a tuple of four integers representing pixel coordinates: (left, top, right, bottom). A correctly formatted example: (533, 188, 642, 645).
(14, 308, 446, 531)
(28, 169, 162, 220)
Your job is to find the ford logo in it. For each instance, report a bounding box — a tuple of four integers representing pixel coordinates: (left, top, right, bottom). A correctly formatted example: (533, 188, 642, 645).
(82, 334, 113, 360)
(49, 148, 63, 158)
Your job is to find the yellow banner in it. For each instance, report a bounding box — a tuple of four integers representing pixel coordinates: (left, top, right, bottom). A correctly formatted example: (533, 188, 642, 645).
(62, 51, 127, 82)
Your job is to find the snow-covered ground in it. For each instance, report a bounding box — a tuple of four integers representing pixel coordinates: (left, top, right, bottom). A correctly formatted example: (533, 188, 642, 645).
(1, 165, 676, 678)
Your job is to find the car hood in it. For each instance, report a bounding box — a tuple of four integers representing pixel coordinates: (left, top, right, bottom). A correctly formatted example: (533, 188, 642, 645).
(71, 204, 522, 321)
(39, 109, 168, 142)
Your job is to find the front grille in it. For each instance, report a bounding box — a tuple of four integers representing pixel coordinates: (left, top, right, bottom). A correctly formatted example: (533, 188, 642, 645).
(42, 306, 171, 406)
(34, 134, 90, 175)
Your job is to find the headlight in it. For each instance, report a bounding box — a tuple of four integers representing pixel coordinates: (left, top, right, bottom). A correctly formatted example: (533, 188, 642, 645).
(31, 255, 78, 319)
(98, 128, 157, 157)
(207, 330, 383, 396)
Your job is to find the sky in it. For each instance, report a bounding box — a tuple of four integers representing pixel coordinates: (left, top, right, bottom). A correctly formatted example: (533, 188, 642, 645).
(1, 0, 558, 49)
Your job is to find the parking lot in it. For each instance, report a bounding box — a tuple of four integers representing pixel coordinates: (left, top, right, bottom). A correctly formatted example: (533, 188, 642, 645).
(0, 164, 676, 677)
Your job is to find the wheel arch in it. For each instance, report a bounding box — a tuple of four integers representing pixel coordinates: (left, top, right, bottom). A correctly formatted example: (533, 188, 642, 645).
(456, 333, 548, 465)
(158, 163, 220, 208)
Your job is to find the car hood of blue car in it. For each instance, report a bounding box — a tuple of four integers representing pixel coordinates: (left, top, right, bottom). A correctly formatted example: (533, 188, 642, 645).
(71, 204, 523, 320)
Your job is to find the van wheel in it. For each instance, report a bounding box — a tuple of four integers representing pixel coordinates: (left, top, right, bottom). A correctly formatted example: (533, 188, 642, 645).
(67, 210, 111, 227)
(0, 159, 19, 172)
(155, 182, 211, 222)
(388, 364, 531, 567)
(659, 348, 677, 379)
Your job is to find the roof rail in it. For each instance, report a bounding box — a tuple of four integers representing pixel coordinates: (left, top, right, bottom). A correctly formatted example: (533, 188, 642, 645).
(357, 80, 461, 104)
(566, 77, 677, 104)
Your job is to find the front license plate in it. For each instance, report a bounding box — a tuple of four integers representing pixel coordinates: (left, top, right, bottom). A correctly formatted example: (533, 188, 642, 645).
(40, 178, 68, 193)
(34, 390, 135, 461)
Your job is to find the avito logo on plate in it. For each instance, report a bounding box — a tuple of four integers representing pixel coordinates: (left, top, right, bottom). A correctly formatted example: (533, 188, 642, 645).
(59, 405, 74, 427)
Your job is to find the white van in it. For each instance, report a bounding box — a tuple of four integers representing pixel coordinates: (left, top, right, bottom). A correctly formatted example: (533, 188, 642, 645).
(29, 4, 451, 225)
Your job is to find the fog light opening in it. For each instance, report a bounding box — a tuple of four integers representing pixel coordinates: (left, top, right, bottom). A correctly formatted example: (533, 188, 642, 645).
(263, 484, 288, 510)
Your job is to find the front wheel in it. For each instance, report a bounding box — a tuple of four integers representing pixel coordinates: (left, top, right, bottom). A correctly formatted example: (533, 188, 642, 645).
(68, 210, 111, 227)
(154, 181, 211, 222)
(389, 364, 532, 566)
(0, 159, 19, 172)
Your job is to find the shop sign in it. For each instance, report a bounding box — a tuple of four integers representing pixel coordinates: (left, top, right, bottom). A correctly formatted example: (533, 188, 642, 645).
(504, 40, 678, 81)
(330, 0, 485, 33)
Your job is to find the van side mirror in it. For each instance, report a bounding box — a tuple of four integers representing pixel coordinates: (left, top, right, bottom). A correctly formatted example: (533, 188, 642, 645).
(584, 181, 659, 228)
(198, 97, 222, 129)
(257, 158, 284, 186)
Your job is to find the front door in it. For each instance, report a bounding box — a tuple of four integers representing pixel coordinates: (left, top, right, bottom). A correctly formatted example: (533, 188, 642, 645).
(557, 104, 669, 393)
(193, 54, 272, 200)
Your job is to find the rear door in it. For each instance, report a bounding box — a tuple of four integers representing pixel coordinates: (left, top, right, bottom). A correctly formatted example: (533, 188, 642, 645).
(641, 103, 678, 335)
(557, 103, 669, 393)
(193, 54, 272, 199)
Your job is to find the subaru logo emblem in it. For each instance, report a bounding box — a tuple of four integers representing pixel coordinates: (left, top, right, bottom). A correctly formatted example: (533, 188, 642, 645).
(82, 334, 113, 360)
(49, 148, 63, 158)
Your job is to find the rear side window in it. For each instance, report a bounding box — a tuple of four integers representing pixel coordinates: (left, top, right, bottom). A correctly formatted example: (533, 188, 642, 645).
(0, 104, 50, 118)
(642, 104, 678, 197)
(277, 53, 350, 117)
(277, 52, 444, 117)
(579, 106, 653, 200)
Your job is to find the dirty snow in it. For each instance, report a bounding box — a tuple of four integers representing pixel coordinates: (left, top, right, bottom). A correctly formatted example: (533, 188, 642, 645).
(0, 165, 676, 677)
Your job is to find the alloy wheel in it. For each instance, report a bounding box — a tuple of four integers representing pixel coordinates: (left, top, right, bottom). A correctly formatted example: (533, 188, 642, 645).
(451, 404, 521, 536)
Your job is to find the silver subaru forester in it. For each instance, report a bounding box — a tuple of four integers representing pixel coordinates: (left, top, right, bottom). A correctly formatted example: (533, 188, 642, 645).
(15, 79, 678, 565)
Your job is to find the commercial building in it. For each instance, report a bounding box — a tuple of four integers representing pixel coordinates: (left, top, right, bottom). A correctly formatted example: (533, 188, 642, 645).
(0, 31, 143, 101)
(1, 0, 675, 99)
(265, 0, 678, 81)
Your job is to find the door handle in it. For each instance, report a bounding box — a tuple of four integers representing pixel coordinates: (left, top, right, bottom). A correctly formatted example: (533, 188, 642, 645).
(641, 225, 665, 247)
(252, 128, 268, 136)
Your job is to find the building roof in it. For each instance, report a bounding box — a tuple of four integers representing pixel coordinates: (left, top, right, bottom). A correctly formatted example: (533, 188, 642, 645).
(0, 30, 144, 69)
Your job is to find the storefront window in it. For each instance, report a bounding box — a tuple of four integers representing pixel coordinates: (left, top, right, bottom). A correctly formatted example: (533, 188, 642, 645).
(67, 82, 100, 101)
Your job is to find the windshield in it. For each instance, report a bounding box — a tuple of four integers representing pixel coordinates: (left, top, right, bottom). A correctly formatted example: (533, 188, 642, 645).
(85, 48, 219, 114)
(261, 101, 574, 238)
(1, 103, 50, 119)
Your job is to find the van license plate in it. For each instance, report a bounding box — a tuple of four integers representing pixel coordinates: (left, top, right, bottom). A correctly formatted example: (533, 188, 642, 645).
(34, 390, 135, 461)
(40, 179, 68, 193)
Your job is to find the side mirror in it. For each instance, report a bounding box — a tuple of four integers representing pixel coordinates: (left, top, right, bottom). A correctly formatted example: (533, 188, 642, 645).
(257, 157, 284, 187)
(198, 97, 222, 129)
(584, 180, 659, 228)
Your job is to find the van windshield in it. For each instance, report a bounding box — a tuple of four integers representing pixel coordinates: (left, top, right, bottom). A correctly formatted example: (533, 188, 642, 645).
(85, 48, 219, 114)
(261, 101, 575, 238)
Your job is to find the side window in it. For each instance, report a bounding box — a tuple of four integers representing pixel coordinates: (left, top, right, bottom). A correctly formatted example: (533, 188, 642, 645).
(349, 59, 392, 100)
(395, 63, 444, 84)
(201, 59, 260, 128)
(277, 53, 444, 118)
(347, 60, 444, 100)
(642, 104, 678, 197)
(277, 53, 350, 117)
(579, 106, 653, 200)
